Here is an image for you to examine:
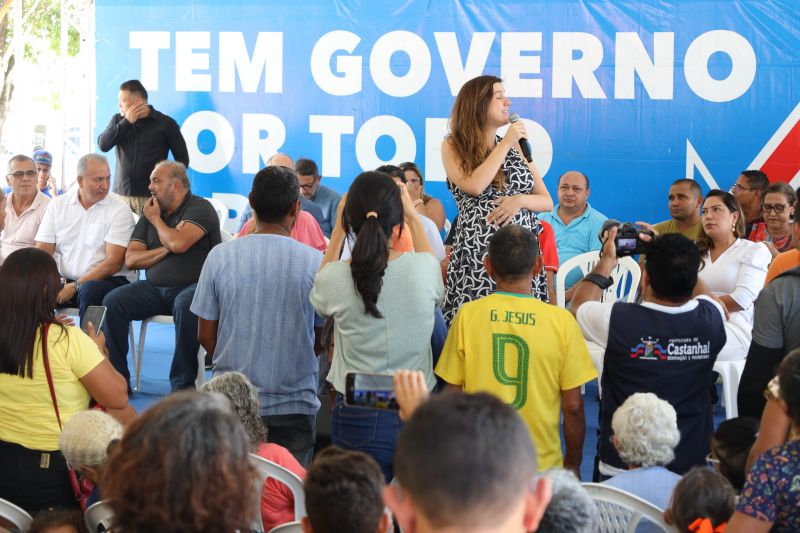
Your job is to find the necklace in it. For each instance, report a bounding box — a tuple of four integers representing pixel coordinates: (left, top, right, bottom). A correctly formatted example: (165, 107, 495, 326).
(255, 222, 291, 237)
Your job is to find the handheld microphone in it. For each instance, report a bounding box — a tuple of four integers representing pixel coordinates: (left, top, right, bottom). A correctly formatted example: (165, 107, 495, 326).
(508, 113, 533, 163)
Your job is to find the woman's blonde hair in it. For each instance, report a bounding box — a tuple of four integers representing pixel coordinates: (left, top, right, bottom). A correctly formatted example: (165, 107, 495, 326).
(448, 75, 505, 190)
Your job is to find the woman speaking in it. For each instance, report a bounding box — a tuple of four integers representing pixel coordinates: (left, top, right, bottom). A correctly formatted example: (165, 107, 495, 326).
(441, 75, 553, 323)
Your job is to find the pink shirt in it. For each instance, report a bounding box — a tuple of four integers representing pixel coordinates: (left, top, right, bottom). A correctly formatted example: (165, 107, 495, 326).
(256, 442, 307, 532)
(239, 210, 327, 252)
(0, 190, 50, 263)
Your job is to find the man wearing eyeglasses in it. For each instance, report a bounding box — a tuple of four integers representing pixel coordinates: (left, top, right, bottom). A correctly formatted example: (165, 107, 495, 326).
(296, 158, 341, 237)
(539, 170, 608, 300)
(0, 155, 51, 264)
(731, 170, 769, 242)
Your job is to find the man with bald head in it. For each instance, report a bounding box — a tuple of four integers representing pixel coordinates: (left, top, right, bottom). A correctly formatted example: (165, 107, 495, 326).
(238, 153, 325, 232)
(539, 171, 607, 293)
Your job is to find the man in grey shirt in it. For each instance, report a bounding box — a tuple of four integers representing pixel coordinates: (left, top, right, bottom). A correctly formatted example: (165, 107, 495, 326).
(191, 165, 322, 466)
(737, 206, 800, 418)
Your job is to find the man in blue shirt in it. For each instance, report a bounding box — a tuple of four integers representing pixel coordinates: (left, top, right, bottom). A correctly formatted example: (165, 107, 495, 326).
(296, 158, 341, 237)
(539, 170, 607, 299)
(192, 164, 322, 466)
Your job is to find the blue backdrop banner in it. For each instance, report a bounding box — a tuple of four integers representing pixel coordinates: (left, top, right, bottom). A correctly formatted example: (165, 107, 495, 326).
(94, 0, 800, 223)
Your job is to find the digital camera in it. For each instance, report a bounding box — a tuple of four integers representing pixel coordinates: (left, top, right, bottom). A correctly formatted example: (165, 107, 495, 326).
(599, 220, 653, 257)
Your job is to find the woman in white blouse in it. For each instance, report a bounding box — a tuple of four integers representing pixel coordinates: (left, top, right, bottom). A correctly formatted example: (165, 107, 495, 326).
(697, 190, 771, 360)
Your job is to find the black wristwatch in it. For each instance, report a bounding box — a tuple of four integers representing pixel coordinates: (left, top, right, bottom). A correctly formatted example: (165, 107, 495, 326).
(583, 273, 613, 290)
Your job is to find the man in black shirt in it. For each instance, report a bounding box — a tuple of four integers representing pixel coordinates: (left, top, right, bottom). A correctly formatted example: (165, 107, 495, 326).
(102, 161, 220, 391)
(98, 79, 189, 215)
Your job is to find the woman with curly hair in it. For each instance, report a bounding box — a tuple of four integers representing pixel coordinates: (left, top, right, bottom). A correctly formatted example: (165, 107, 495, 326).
(102, 390, 257, 533)
(202, 372, 305, 532)
(440, 75, 553, 323)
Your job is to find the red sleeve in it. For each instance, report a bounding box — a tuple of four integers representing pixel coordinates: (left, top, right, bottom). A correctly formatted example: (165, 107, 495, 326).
(539, 221, 559, 272)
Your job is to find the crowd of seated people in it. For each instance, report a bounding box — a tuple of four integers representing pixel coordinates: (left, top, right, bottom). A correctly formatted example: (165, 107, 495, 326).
(3, 129, 800, 533)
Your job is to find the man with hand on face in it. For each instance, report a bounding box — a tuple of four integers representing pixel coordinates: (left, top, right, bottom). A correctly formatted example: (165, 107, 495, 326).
(97, 79, 189, 215)
(35, 154, 136, 324)
(102, 161, 220, 391)
(539, 170, 607, 299)
(32, 149, 61, 197)
(0, 155, 51, 264)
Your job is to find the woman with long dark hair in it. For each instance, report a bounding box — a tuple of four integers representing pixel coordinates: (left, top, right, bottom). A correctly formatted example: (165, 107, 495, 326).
(441, 75, 553, 323)
(0, 248, 132, 513)
(697, 190, 771, 360)
(310, 171, 443, 481)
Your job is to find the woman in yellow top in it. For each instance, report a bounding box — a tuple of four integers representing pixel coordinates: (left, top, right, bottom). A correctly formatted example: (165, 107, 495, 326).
(0, 248, 133, 513)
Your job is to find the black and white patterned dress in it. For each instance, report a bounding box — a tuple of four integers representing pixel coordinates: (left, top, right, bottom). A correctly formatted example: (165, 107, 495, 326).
(442, 143, 547, 324)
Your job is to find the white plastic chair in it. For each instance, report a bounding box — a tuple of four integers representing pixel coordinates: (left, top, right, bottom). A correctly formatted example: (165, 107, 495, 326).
(713, 359, 746, 419)
(205, 197, 229, 231)
(58, 307, 136, 361)
(84, 500, 115, 532)
(555, 251, 641, 308)
(212, 192, 250, 234)
(582, 483, 673, 532)
(132, 315, 206, 392)
(0, 497, 32, 532)
(269, 521, 303, 533)
(249, 453, 306, 532)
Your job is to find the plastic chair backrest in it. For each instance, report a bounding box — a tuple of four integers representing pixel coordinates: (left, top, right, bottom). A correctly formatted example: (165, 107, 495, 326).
(582, 483, 674, 533)
(212, 192, 250, 233)
(0, 497, 32, 532)
(205, 197, 229, 231)
(268, 521, 303, 533)
(556, 251, 641, 308)
(249, 453, 306, 531)
(84, 500, 115, 533)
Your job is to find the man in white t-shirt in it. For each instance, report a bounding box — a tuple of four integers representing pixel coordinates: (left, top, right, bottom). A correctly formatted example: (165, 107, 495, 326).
(35, 153, 136, 324)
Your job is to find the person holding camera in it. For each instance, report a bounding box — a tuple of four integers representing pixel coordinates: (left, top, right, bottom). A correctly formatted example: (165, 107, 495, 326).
(571, 229, 727, 478)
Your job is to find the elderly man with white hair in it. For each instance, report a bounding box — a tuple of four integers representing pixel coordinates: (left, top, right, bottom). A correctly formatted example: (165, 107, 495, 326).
(602, 392, 682, 511)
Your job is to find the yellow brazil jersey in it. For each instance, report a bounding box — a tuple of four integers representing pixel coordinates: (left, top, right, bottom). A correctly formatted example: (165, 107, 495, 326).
(435, 292, 597, 470)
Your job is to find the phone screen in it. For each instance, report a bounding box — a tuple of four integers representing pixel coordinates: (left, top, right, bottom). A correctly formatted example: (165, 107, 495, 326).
(82, 305, 107, 334)
(345, 372, 398, 410)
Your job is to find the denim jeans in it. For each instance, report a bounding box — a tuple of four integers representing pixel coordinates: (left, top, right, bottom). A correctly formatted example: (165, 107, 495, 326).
(59, 276, 129, 326)
(102, 281, 199, 390)
(261, 414, 316, 468)
(331, 396, 402, 482)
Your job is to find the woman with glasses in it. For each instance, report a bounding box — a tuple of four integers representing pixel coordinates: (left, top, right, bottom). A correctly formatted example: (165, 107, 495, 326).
(760, 182, 796, 257)
(399, 162, 447, 231)
(697, 190, 771, 360)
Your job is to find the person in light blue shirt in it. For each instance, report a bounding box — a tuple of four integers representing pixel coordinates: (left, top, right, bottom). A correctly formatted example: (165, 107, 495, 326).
(191, 164, 322, 467)
(603, 392, 682, 533)
(296, 157, 341, 237)
(539, 170, 607, 297)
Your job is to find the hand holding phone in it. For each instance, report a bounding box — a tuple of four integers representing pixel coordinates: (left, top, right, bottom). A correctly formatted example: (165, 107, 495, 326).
(345, 372, 398, 411)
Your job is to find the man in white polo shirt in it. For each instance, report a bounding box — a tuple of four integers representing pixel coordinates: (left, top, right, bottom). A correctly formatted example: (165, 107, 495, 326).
(35, 153, 136, 324)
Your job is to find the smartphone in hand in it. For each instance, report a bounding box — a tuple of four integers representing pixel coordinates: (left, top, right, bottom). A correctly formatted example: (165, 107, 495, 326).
(345, 372, 399, 411)
(81, 305, 107, 334)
